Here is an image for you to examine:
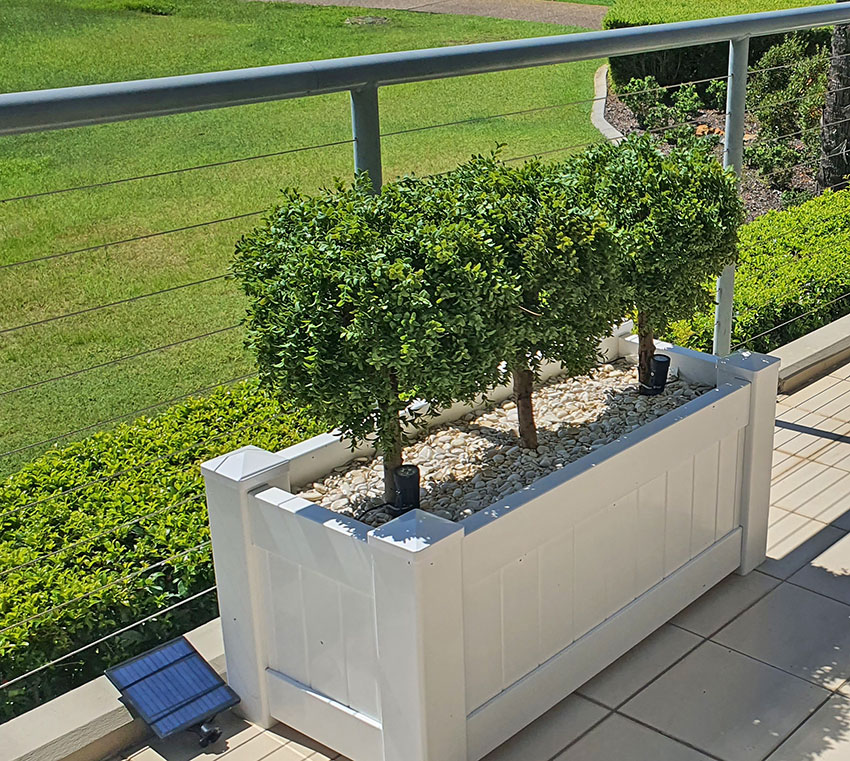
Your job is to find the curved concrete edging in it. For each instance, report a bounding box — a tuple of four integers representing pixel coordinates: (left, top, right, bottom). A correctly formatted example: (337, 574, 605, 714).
(591, 63, 623, 144)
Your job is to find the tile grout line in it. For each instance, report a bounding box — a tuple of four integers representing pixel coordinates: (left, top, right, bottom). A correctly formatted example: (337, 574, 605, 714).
(610, 709, 728, 761)
(755, 691, 834, 761)
(541, 704, 614, 761)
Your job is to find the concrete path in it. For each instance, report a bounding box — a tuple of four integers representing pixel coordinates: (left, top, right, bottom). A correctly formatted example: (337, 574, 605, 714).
(259, 0, 609, 29)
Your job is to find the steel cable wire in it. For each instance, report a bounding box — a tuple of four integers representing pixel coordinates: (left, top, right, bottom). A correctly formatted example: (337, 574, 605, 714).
(0, 324, 240, 397)
(0, 372, 256, 459)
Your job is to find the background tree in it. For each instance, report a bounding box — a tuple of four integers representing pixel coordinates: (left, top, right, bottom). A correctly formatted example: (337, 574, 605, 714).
(418, 156, 625, 448)
(571, 135, 743, 389)
(233, 175, 514, 503)
(818, 0, 850, 192)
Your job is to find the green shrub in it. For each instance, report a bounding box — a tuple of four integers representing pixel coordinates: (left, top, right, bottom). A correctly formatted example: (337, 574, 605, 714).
(233, 173, 517, 498)
(569, 134, 743, 388)
(0, 381, 321, 721)
(604, 0, 830, 89)
(748, 34, 828, 156)
(668, 189, 850, 353)
(619, 75, 668, 129)
(745, 140, 802, 187)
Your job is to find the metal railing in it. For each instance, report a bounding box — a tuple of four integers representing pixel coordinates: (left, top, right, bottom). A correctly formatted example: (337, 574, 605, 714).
(3, 1, 850, 714)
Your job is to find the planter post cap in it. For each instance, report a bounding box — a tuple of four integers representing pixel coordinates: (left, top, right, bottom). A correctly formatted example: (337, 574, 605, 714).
(201, 445, 288, 486)
(720, 351, 780, 372)
(368, 508, 463, 555)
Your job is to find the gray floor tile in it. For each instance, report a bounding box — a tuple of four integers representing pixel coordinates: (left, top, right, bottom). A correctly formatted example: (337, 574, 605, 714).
(766, 694, 850, 761)
(555, 714, 712, 761)
(761, 509, 847, 579)
(714, 582, 850, 690)
(672, 570, 778, 637)
(480, 694, 608, 761)
(578, 625, 701, 709)
(621, 641, 828, 761)
(790, 532, 850, 606)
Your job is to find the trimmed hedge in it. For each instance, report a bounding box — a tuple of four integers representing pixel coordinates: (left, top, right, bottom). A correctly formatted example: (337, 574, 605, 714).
(604, 0, 830, 89)
(0, 381, 322, 721)
(668, 189, 850, 353)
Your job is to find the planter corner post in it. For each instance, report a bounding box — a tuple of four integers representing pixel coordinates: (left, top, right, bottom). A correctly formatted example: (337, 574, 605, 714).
(368, 510, 467, 761)
(201, 445, 291, 728)
(717, 352, 779, 575)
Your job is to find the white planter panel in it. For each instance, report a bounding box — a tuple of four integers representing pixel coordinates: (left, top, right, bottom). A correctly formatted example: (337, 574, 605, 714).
(202, 347, 779, 761)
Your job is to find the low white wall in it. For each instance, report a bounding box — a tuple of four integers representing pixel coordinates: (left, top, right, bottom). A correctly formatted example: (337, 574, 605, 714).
(202, 348, 779, 761)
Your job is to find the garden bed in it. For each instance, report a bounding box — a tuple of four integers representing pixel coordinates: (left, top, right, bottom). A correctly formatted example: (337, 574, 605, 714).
(297, 360, 709, 525)
(603, 89, 817, 221)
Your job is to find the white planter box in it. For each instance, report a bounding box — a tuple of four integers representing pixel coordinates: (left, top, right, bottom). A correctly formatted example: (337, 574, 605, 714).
(202, 339, 778, 761)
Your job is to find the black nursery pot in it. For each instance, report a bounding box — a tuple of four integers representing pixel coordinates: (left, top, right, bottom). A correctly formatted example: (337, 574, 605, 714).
(388, 464, 420, 516)
(646, 354, 671, 396)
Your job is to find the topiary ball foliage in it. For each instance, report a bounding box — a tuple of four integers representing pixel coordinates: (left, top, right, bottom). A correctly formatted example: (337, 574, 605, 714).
(567, 133, 744, 337)
(416, 155, 625, 378)
(232, 174, 516, 461)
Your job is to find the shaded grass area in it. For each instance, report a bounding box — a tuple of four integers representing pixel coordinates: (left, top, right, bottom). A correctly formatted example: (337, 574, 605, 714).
(0, 0, 602, 475)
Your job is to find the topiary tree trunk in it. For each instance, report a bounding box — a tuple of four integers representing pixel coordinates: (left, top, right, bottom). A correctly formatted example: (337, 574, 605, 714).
(818, 0, 850, 193)
(637, 311, 655, 394)
(511, 365, 538, 450)
(378, 373, 404, 503)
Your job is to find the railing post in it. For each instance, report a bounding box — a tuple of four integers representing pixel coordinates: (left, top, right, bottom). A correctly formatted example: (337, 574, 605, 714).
(713, 36, 750, 357)
(201, 445, 291, 728)
(350, 84, 383, 193)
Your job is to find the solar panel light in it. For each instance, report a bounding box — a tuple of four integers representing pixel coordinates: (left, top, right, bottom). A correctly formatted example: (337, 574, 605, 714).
(105, 636, 240, 748)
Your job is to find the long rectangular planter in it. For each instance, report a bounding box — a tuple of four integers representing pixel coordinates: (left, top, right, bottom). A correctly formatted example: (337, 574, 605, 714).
(202, 339, 779, 761)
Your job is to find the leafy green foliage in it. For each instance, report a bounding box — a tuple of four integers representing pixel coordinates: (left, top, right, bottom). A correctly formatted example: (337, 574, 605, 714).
(619, 75, 668, 129)
(672, 83, 702, 121)
(570, 134, 744, 338)
(669, 189, 850, 353)
(233, 174, 515, 488)
(0, 381, 321, 721)
(746, 34, 828, 180)
(745, 140, 801, 188)
(705, 78, 728, 111)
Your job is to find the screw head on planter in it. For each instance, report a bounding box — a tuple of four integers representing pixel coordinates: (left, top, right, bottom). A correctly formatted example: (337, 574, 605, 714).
(647, 354, 671, 396)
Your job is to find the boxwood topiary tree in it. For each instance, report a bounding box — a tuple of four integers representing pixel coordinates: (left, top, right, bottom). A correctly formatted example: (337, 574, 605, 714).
(570, 134, 744, 391)
(416, 155, 625, 449)
(232, 175, 516, 502)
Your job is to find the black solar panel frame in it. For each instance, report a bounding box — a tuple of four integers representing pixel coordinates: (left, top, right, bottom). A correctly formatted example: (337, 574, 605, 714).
(105, 636, 239, 738)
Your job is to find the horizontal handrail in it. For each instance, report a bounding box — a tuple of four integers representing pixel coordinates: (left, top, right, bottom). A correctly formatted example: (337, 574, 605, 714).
(2, 3, 850, 135)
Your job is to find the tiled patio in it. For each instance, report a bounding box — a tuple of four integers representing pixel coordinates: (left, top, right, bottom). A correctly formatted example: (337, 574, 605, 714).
(119, 363, 850, 761)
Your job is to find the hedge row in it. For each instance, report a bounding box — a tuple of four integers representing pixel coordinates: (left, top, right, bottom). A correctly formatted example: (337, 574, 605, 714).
(668, 189, 850, 353)
(603, 0, 829, 88)
(0, 382, 322, 721)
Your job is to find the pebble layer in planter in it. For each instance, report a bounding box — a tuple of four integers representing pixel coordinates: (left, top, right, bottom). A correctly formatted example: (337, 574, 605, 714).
(296, 360, 710, 526)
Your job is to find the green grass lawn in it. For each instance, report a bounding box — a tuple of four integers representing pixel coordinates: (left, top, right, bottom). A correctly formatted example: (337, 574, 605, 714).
(0, 0, 603, 476)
